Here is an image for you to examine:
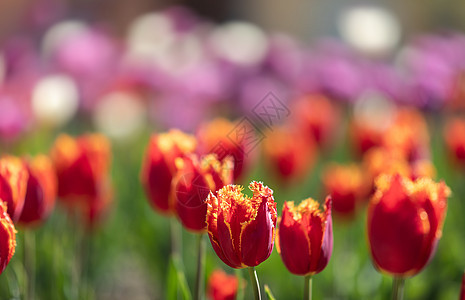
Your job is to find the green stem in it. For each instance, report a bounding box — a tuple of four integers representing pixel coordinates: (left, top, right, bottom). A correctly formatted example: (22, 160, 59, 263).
(247, 267, 261, 300)
(194, 234, 205, 300)
(170, 217, 182, 258)
(23, 230, 35, 300)
(304, 275, 312, 300)
(392, 277, 405, 300)
(235, 269, 244, 300)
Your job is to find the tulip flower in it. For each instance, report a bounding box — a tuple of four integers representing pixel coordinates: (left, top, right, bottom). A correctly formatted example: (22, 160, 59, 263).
(18, 155, 57, 226)
(206, 181, 277, 299)
(291, 94, 340, 149)
(51, 133, 112, 227)
(207, 269, 239, 300)
(173, 154, 232, 232)
(262, 126, 316, 183)
(0, 201, 16, 274)
(141, 129, 197, 214)
(367, 173, 450, 299)
(382, 108, 430, 162)
(276, 197, 332, 299)
(0, 155, 29, 222)
(322, 164, 368, 218)
(197, 118, 253, 180)
(444, 118, 465, 169)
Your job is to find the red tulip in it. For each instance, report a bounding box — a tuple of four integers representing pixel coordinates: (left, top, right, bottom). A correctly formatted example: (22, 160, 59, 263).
(277, 197, 333, 276)
(322, 164, 369, 218)
(350, 118, 384, 156)
(141, 130, 196, 214)
(51, 133, 112, 227)
(173, 154, 233, 232)
(367, 174, 450, 277)
(207, 269, 239, 300)
(51, 134, 111, 202)
(292, 94, 340, 148)
(206, 181, 277, 268)
(197, 118, 254, 180)
(0, 201, 16, 274)
(18, 155, 57, 226)
(263, 126, 316, 182)
(444, 118, 465, 169)
(0, 155, 28, 222)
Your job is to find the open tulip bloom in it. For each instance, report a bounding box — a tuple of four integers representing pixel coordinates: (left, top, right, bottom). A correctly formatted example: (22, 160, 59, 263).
(367, 173, 450, 299)
(277, 196, 333, 300)
(206, 181, 277, 300)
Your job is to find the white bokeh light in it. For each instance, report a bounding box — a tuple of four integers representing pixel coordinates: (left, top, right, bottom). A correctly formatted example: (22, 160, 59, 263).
(339, 6, 401, 55)
(209, 21, 268, 66)
(32, 74, 79, 127)
(93, 91, 147, 141)
(41, 20, 88, 58)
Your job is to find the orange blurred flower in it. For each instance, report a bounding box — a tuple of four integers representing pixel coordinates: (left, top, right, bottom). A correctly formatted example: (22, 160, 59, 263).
(322, 163, 369, 218)
(197, 118, 254, 180)
(277, 197, 332, 276)
(292, 94, 340, 148)
(367, 174, 450, 277)
(349, 118, 385, 156)
(207, 269, 239, 300)
(0, 201, 16, 274)
(18, 155, 57, 226)
(382, 108, 430, 162)
(172, 154, 233, 232)
(141, 130, 196, 214)
(206, 181, 277, 269)
(262, 126, 316, 182)
(0, 155, 28, 222)
(51, 133, 112, 227)
(444, 117, 465, 168)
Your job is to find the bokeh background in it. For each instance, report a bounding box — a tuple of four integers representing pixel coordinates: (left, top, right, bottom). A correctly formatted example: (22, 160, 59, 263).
(0, 1, 464, 300)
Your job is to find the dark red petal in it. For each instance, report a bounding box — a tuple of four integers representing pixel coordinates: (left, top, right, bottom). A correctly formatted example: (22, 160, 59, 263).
(278, 205, 312, 275)
(314, 197, 333, 274)
(240, 199, 275, 267)
(217, 210, 243, 268)
(368, 177, 429, 275)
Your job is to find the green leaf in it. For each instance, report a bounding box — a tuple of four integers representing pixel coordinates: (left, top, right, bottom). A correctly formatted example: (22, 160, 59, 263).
(264, 284, 276, 300)
(166, 254, 192, 300)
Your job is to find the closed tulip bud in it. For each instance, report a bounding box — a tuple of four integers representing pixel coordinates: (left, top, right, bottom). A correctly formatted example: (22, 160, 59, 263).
(51, 133, 111, 202)
(141, 130, 196, 214)
(367, 174, 450, 277)
(0, 155, 28, 222)
(51, 133, 112, 227)
(277, 197, 333, 276)
(263, 126, 316, 182)
(322, 164, 369, 218)
(206, 181, 277, 268)
(207, 269, 239, 300)
(18, 155, 57, 226)
(173, 154, 233, 232)
(197, 118, 253, 181)
(0, 201, 16, 274)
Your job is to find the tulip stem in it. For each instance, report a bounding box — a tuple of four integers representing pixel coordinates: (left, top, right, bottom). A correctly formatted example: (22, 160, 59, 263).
(248, 267, 261, 300)
(392, 277, 405, 300)
(304, 275, 312, 300)
(23, 230, 36, 300)
(194, 233, 205, 300)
